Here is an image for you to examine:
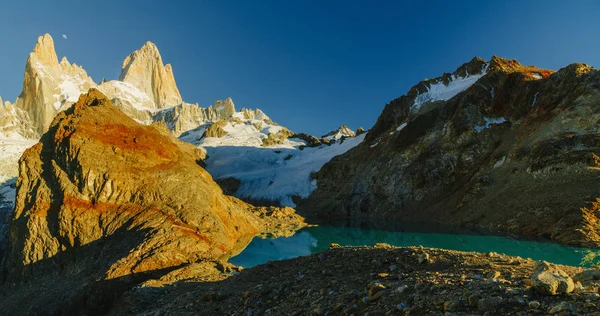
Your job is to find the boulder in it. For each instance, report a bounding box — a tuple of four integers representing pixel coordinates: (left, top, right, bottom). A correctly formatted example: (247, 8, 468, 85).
(531, 261, 574, 295)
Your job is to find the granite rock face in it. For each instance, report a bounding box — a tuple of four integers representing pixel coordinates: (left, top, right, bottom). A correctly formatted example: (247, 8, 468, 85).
(118, 41, 182, 109)
(14, 34, 96, 134)
(301, 56, 600, 247)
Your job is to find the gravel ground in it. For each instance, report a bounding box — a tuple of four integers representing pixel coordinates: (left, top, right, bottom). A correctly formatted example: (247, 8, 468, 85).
(111, 244, 600, 315)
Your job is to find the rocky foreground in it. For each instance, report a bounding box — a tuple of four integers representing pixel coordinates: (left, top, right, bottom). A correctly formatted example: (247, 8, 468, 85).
(110, 245, 600, 315)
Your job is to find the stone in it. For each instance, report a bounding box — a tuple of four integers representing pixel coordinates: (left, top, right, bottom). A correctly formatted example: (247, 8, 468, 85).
(417, 252, 430, 264)
(477, 297, 503, 312)
(394, 285, 409, 294)
(487, 271, 501, 279)
(528, 301, 540, 309)
(531, 261, 575, 295)
(548, 301, 575, 314)
(368, 282, 386, 296)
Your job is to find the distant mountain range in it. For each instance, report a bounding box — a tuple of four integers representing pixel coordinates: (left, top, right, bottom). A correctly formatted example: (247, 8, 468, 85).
(0, 33, 364, 226)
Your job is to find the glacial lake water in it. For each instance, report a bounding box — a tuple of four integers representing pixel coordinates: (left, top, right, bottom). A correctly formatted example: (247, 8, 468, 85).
(229, 225, 600, 268)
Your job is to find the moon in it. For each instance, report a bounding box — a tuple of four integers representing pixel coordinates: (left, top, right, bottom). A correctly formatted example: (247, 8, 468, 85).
(62, 34, 68, 40)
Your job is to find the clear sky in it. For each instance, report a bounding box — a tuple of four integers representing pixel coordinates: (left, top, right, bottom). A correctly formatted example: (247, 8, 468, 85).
(1, 0, 599, 136)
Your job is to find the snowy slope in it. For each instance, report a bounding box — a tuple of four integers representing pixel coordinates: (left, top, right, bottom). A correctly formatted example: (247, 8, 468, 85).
(411, 64, 488, 112)
(0, 138, 37, 205)
(185, 114, 365, 207)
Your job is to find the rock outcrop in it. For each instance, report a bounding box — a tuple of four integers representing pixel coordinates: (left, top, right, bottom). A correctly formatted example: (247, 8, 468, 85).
(118, 41, 182, 109)
(153, 99, 240, 137)
(300, 56, 600, 247)
(14, 34, 96, 134)
(0, 100, 37, 139)
(213, 97, 236, 118)
(0, 89, 304, 313)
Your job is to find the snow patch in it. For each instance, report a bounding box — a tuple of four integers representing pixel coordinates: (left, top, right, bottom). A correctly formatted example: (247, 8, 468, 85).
(0, 138, 37, 208)
(531, 91, 540, 107)
(412, 64, 487, 111)
(474, 117, 507, 133)
(370, 142, 379, 148)
(493, 156, 507, 168)
(396, 122, 407, 132)
(98, 81, 158, 112)
(532, 73, 542, 80)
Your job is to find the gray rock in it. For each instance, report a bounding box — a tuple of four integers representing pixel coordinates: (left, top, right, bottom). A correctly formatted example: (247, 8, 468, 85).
(548, 301, 575, 314)
(477, 297, 503, 312)
(417, 252, 430, 264)
(528, 300, 540, 309)
(531, 261, 574, 295)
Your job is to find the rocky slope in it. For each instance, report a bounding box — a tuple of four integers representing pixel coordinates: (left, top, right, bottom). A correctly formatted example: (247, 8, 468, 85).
(300, 56, 600, 247)
(106, 245, 600, 315)
(0, 90, 305, 314)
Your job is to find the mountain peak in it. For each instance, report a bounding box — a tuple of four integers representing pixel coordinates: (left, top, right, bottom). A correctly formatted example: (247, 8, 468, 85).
(322, 124, 356, 140)
(118, 41, 182, 109)
(214, 98, 236, 118)
(29, 33, 59, 67)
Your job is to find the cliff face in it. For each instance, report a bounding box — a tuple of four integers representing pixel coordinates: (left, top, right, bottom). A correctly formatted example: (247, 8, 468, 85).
(118, 41, 182, 109)
(1, 89, 304, 313)
(300, 56, 600, 247)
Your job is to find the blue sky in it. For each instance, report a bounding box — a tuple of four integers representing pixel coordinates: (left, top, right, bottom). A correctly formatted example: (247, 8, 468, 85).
(1, 0, 599, 135)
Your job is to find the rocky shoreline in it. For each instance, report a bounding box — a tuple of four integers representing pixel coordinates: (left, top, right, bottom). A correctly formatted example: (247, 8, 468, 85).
(107, 245, 600, 315)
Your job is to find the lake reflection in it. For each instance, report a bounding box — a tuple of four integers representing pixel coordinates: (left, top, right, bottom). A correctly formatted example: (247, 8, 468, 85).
(229, 225, 600, 268)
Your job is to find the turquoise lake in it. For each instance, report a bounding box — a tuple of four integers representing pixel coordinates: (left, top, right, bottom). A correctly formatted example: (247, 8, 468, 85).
(229, 225, 600, 268)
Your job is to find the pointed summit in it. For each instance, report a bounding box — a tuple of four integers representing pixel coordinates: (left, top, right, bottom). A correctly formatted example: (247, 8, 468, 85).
(322, 124, 356, 140)
(15, 34, 96, 134)
(29, 33, 59, 67)
(118, 41, 182, 109)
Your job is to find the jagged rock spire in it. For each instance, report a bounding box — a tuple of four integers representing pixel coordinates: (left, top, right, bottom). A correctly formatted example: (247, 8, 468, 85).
(214, 97, 236, 118)
(29, 33, 59, 67)
(14, 33, 96, 135)
(118, 41, 182, 109)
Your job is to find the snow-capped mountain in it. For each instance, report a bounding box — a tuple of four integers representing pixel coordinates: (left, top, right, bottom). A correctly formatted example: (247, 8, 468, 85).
(0, 33, 365, 211)
(322, 124, 357, 141)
